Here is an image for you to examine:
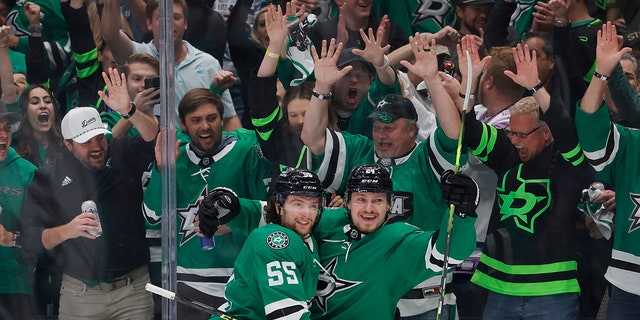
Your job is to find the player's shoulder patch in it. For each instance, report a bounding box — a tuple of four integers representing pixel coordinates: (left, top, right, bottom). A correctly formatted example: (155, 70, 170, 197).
(266, 231, 290, 250)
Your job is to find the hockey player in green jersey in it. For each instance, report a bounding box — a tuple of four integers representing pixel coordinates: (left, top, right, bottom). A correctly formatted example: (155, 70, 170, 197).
(301, 34, 467, 318)
(143, 88, 271, 318)
(200, 168, 324, 320)
(576, 22, 640, 319)
(199, 164, 479, 320)
(311, 164, 477, 319)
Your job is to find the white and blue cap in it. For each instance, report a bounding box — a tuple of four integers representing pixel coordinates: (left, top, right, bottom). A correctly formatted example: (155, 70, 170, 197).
(61, 107, 111, 143)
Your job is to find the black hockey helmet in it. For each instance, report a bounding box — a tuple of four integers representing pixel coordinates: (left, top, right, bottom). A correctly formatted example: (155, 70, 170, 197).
(274, 167, 323, 206)
(345, 164, 393, 201)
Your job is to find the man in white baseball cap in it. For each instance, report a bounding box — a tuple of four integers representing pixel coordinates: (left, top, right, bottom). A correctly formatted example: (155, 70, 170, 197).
(21, 68, 159, 319)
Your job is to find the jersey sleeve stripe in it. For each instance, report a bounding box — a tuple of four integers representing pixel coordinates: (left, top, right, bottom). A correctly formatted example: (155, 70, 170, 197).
(264, 298, 308, 320)
(317, 129, 346, 192)
(583, 123, 620, 172)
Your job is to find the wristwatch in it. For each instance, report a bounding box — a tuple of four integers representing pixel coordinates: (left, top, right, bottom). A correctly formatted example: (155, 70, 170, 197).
(527, 81, 544, 95)
(28, 23, 43, 33)
(120, 102, 137, 119)
(312, 89, 332, 101)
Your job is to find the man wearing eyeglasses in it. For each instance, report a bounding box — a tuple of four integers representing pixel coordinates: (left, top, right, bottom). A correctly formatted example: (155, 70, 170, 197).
(460, 40, 594, 318)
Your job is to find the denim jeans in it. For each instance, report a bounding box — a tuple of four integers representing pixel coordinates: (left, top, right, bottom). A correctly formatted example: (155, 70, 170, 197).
(606, 285, 640, 320)
(482, 291, 578, 320)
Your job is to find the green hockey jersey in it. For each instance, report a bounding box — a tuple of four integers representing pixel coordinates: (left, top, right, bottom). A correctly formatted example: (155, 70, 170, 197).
(213, 223, 320, 320)
(310, 208, 476, 319)
(143, 131, 271, 303)
(576, 105, 640, 296)
(316, 127, 464, 231)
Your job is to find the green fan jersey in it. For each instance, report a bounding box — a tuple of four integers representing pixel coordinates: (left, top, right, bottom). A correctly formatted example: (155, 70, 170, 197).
(316, 127, 464, 231)
(371, 0, 458, 36)
(0, 147, 37, 295)
(5, 0, 70, 56)
(576, 105, 640, 296)
(213, 224, 320, 320)
(143, 130, 271, 301)
(310, 208, 476, 319)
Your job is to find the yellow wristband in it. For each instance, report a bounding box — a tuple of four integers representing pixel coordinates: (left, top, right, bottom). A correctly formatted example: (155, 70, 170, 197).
(265, 49, 280, 59)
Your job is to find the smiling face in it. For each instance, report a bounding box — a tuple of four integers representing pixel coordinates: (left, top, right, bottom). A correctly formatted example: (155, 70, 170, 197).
(507, 113, 550, 163)
(278, 195, 320, 237)
(348, 191, 388, 234)
(25, 87, 55, 134)
(180, 103, 223, 154)
(372, 119, 417, 158)
(456, 3, 493, 36)
(64, 134, 109, 170)
(0, 118, 12, 162)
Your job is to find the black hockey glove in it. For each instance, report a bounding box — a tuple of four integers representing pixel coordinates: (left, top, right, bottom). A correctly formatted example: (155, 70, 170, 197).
(198, 187, 240, 238)
(441, 170, 479, 218)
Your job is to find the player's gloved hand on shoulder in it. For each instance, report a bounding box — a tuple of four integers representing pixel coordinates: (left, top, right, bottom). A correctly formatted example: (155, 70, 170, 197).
(198, 187, 240, 238)
(441, 170, 479, 218)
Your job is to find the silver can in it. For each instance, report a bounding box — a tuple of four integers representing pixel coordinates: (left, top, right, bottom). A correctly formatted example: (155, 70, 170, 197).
(81, 200, 102, 237)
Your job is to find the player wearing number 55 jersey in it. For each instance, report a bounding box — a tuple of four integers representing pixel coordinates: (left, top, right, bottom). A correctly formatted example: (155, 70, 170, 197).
(202, 168, 324, 320)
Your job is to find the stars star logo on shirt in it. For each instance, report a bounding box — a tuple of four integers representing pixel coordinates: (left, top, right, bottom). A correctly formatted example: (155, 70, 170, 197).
(628, 193, 640, 233)
(177, 188, 208, 246)
(313, 258, 361, 314)
(413, 0, 451, 28)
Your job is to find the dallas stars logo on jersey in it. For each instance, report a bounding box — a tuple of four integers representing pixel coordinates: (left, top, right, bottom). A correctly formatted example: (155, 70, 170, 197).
(267, 231, 290, 250)
(313, 257, 361, 313)
(413, 0, 455, 29)
(628, 193, 640, 233)
(497, 165, 551, 234)
(175, 188, 209, 246)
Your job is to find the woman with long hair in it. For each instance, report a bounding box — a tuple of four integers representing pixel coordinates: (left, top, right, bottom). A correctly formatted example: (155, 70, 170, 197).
(13, 85, 65, 167)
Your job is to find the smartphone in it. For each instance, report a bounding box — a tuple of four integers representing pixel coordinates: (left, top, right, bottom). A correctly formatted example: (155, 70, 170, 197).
(144, 76, 161, 100)
(144, 76, 160, 89)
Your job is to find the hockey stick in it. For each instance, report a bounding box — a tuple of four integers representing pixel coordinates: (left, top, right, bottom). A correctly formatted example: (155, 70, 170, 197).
(145, 283, 237, 319)
(436, 50, 472, 320)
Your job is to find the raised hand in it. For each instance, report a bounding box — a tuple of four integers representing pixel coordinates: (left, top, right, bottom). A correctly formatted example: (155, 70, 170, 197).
(595, 21, 632, 77)
(24, 2, 41, 28)
(285, 1, 307, 26)
(311, 39, 352, 89)
(353, 28, 391, 68)
(400, 33, 439, 80)
(457, 35, 490, 81)
(376, 14, 391, 49)
(504, 43, 540, 90)
(98, 67, 131, 114)
(548, 0, 569, 24)
(265, 4, 288, 53)
(0, 25, 10, 48)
